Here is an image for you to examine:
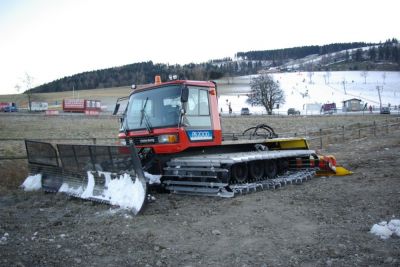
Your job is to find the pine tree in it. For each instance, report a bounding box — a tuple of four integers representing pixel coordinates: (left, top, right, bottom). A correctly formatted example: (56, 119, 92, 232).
(369, 47, 377, 61)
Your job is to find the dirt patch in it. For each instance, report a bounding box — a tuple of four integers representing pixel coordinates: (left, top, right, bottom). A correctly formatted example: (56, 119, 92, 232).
(0, 114, 399, 266)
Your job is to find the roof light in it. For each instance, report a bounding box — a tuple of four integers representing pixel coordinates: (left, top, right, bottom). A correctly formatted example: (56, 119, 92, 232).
(155, 75, 162, 84)
(168, 74, 178, 81)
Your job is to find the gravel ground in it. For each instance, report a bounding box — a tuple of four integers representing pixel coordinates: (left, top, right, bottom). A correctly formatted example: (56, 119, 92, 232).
(0, 114, 399, 266)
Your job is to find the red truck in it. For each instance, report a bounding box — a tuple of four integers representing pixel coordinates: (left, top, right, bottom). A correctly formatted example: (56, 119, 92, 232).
(62, 99, 101, 113)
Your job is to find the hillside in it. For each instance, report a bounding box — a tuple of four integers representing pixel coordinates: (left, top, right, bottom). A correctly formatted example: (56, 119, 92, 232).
(2, 70, 399, 115)
(27, 39, 400, 94)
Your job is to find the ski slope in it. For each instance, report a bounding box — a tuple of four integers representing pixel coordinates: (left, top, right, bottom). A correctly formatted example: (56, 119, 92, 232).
(216, 71, 400, 115)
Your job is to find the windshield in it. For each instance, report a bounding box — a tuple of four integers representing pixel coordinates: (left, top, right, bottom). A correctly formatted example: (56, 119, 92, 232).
(125, 85, 182, 130)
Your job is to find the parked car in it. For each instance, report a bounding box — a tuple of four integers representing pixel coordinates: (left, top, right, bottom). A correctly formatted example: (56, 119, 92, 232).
(380, 107, 390, 114)
(3, 105, 18, 112)
(240, 107, 250, 115)
(287, 108, 300, 115)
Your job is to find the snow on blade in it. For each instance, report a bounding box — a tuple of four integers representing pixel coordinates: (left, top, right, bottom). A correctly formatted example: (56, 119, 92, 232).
(58, 171, 146, 214)
(370, 219, 400, 239)
(22, 170, 145, 214)
(102, 173, 146, 213)
(59, 183, 84, 195)
(21, 174, 42, 191)
(81, 171, 96, 198)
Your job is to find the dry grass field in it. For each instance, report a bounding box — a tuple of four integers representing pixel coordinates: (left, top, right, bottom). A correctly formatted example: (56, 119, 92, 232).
(0, 113, 398, 187)
(0, 112, 399, 266)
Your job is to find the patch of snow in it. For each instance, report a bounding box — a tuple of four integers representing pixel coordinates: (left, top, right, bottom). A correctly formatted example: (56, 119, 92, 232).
(0, 233, 9, 244)
(21, 174, 42, 191)
(388, 219, 400, 237)
(145, 172, 161, 184)
(370, 219, 400, 239)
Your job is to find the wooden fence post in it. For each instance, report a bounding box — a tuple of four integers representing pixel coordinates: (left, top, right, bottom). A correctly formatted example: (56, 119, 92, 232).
(358, 123, 361, 139)
(386, 119, 389, 134)
(342, 125, 345, 141)
(319, 129, 323, 149)
(373, 121, 376, 137)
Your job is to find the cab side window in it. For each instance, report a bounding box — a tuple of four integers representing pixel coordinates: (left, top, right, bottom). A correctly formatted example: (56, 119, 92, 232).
(186, 87, 211, 127)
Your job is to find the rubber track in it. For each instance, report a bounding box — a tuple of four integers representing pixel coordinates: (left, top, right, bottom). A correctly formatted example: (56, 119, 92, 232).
(163, 149, 318, 197)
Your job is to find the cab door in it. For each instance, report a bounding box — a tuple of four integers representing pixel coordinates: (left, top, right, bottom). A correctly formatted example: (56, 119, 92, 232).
(184, 87, 213, 142)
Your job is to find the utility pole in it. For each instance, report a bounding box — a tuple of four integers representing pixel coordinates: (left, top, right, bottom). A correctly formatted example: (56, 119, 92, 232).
(342, 78, 347, 95)
(376, 85, 383, 109)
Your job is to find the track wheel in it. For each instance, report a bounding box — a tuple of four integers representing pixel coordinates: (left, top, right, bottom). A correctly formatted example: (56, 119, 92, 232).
(265, 160, 278, 179)
(249, 161, 264, 181)
(231, 163, 248, 183)
(278, 159, 289, 174)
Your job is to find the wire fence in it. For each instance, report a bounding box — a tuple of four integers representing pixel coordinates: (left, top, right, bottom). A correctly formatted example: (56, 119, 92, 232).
(306, 118, 400, 149)
(1, 118, 399, 161)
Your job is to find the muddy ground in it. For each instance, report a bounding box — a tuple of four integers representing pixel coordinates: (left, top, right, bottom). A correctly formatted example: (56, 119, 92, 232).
(0, 114, 399, 266)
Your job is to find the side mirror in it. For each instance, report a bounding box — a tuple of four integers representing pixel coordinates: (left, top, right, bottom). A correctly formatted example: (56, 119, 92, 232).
(113, 103, 120, 115)
(181, 86, 189, 103)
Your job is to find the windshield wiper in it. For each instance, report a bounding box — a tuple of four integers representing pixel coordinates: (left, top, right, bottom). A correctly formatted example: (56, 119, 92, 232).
(140, 97, 153, 133)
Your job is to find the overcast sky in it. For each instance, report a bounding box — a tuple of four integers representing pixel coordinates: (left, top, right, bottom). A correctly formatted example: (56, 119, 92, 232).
(0, 0, 398, 94)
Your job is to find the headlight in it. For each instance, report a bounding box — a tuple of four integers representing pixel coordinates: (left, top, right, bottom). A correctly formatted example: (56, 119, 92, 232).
(158, 134, 178, 144)
(119, 139, 127, 146)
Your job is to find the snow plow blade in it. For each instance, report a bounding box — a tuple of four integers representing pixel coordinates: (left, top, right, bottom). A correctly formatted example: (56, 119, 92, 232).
(24, 140, 147, 214)
(333, 166, 353, 176)
(315, 155, 353, 176)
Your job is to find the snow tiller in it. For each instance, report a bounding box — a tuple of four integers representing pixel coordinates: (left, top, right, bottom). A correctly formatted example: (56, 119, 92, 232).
(24, 76, 351, 214)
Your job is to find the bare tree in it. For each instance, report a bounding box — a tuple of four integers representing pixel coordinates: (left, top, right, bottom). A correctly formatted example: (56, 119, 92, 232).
(382, 72, 386, 84)
(14, 84, 21, 93)
(360, 71, 368, 84)
(307, 71, 314, 84)
(304, 63, 314, 84)
(22, 72, 34, 111)
(246, 74, 285, 115)
(325, 70, 331, 84)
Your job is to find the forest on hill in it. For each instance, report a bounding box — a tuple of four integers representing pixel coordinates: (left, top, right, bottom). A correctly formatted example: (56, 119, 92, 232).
(236, 42, 370, 61)
(30, 39, 400, 93)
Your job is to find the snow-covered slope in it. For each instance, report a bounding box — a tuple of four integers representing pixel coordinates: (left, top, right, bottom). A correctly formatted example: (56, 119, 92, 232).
(216, 71, 400, 115)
